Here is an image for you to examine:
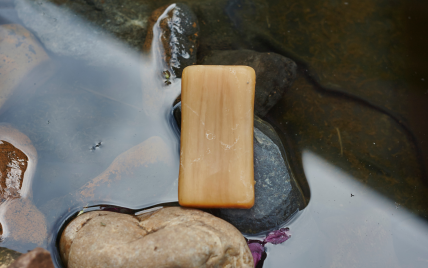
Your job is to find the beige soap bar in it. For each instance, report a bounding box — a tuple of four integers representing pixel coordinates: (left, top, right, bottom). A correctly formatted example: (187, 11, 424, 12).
(179, 65, 255, 208)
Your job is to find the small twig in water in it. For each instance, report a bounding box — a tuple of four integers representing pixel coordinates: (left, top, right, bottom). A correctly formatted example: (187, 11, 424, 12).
(335, 127, 343, 156)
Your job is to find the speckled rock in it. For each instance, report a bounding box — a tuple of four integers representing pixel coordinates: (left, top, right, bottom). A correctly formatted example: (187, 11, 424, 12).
(60, 207, 253, 268)
(143, 3, 199, 79)
(172, 104, 305, 234)
(200, 50, 297, 117)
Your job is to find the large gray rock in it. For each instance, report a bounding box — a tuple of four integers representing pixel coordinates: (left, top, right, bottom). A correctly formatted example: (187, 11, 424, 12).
(172, 104, 306, 234)
(215, 116, 305, 234)
(60, 207, 253, 268)
(200, 50, 297, 117)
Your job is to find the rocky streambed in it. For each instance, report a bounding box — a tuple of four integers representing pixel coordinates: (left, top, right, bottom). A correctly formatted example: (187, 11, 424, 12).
(0, 1, 306, 267)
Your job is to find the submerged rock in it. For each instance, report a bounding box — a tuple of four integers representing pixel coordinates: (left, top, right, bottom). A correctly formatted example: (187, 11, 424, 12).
(14, 0, 150, 65)
(173, 104, 305, 234)
(7, 247, 54, 268)
(60, 207, 253, 268)
(200, 50, 297, 117)
(143, 3, 199, 79)
(0, 24, 53, 114)
(0, 247, 22, 268)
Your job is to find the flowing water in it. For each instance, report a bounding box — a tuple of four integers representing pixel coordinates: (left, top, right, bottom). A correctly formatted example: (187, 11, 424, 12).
(1, 0, 428, 267)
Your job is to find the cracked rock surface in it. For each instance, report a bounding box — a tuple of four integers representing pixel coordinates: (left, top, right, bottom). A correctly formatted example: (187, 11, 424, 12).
(60, 207, 253, 268)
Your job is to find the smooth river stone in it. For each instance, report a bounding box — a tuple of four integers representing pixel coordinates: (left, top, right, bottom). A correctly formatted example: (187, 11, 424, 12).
(215, 116, 306, 234)
(60, 207, 253, 268)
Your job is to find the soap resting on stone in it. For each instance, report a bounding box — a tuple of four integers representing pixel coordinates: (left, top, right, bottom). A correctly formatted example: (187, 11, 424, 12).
(179, 65, 255, 208)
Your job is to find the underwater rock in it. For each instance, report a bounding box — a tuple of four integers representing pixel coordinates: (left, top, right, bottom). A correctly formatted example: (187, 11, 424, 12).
(0, 247, 22, 268)
(7, 247, 54, 268)
(60, 207, 253, 268)
(0, 24, 53, 114)
(173, 104, 305, 234)
(14, 0, 151, 65)
(215, 116, 305, 234)
(143, 3, 199, 79)
(200, 50, 297, 117)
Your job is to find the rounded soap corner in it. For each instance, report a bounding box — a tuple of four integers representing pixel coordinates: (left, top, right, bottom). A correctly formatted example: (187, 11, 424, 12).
(242, 66, 256, 76)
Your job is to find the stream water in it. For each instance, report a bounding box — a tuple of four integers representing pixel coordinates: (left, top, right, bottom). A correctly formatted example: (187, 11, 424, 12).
(1, 0, 428, 267)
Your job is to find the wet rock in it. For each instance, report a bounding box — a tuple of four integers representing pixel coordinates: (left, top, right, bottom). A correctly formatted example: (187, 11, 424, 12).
(200, 50, 297, 117)
(7, 248, 54, 268)
(0, 247, 21, 268)
(143, 3, 199, 79)
(215, 117, 305, 234)
(0, 124, 37, 202)
(172, 104, 305, 234)
(0, 24, 53, 114)
(0, 140, 28, 201)
(60, 207, 253, 268)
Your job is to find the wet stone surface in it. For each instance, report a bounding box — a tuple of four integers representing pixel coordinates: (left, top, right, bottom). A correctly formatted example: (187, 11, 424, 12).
(60, 207, 253, 268)
(214, 117, 305, 234)
(173, 104, 305, 234)
(143, 3, 199, 79)
(201, 50, 297, 117)
(0, 140, 28, 202)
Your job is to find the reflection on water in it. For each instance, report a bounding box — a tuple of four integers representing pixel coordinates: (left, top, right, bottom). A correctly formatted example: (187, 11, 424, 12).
(265, 151, 428, 268)
(0, 0, 181, 255)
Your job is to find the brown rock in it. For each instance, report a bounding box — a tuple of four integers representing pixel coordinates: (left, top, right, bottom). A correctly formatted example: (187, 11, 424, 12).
(60, 207, 253, 268)
(0, 24, 54, 113)
(0, 124, 37, 202)
(7, 248, 54, 268)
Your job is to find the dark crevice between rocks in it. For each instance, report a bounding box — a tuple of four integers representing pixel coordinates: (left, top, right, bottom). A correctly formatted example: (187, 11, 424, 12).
(253, 30, 428, 186)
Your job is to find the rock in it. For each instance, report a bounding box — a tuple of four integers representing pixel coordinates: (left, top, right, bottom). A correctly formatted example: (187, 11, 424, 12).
(13, 0, 149, 65)
(143, 3, 199, 79)
(60, 207, 253, 268)
(0, 247, 21, 268)
(0, 24, 53, 114)
(7, 247, 54, 268)
(0, 124, 38, 202)
(200, 50, 297, 117)
(215, 116, 305, 234)
(172, 104, 305, 234)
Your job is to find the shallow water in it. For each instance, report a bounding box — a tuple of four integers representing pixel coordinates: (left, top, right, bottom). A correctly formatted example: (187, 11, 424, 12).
(0, 0, 428, 267)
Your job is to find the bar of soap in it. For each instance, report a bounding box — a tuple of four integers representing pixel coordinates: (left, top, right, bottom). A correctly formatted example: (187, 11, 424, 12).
(179, 65, 255, 208)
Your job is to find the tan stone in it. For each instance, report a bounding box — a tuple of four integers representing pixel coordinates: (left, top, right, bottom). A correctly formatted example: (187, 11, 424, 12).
(60, 207, 253, 268)
(0, 24, 53, 112)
